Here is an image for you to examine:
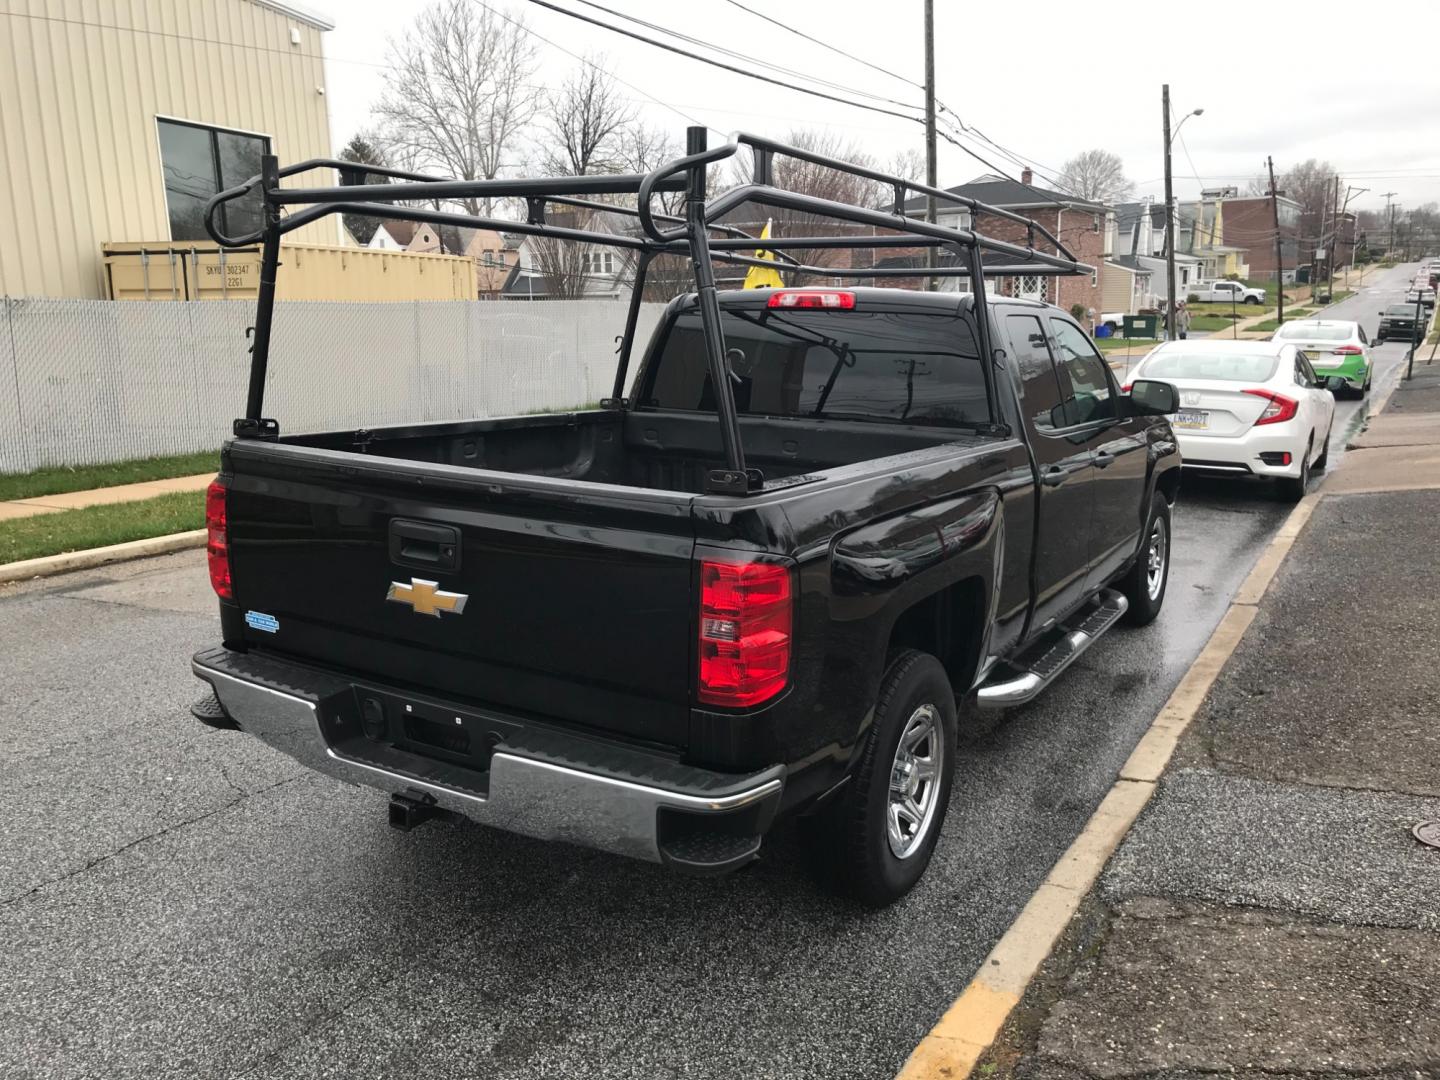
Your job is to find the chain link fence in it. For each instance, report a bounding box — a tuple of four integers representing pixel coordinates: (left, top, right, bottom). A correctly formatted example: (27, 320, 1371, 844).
(0, 297, 664, 474)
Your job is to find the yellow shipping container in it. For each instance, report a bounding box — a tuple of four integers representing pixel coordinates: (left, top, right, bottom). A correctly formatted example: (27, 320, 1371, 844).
(102, 242, 478, 302)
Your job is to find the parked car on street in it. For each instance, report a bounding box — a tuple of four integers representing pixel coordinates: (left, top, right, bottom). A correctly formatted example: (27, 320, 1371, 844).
(189, 134, 1182, 906)
(1405, 285, 1436, 310)
(1189, 280, 1266, 304)
(1376, 303, 1426, 344)
(1126, 339, 1334, 501)
(1269, 319, 1372, 397)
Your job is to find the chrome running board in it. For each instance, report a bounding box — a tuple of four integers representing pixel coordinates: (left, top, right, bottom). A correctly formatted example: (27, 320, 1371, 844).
(976, 589, 1129, 709)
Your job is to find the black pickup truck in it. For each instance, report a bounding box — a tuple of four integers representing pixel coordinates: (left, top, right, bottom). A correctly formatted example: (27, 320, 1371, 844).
(192, 132, 1180, 904)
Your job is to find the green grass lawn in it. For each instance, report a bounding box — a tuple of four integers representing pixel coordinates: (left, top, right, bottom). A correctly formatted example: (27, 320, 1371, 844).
(0, 450, 218, 503)
(0, 491, 204, 565)
(1189, 315, 1237, 332)
(1183, 303, 1245, 318)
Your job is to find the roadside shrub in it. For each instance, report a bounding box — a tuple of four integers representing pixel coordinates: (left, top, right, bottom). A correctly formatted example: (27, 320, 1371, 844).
(1070, 303, 1086, 321)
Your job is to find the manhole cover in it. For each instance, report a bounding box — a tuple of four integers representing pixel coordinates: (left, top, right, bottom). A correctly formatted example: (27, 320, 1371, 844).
(1414, 821, 1440, 850)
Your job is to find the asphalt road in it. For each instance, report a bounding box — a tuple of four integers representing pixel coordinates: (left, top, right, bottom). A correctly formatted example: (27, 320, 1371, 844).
(0, 265, 1424, 1080)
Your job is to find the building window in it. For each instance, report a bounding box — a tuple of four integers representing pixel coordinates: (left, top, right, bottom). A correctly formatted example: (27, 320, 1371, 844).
(1017, 275, 1048, 303)
(158, 119, 270, 241)
(482, 250, 494, 267)
(589, 251, 614, 275)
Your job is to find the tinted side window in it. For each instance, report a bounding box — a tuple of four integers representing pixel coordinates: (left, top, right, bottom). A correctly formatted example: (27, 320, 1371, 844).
(1005, 314, 1065, 431)
(647, 309, 989, 427)
(1049, 318, 1116, 426)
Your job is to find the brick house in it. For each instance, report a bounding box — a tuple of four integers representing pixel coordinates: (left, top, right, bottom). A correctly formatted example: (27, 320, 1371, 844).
(1220, 195, 1301, 281)
(899, 170, 1112, 322)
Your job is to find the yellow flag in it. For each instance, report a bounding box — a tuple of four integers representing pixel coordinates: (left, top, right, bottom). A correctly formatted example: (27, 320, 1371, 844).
(743, 219, 786, 289)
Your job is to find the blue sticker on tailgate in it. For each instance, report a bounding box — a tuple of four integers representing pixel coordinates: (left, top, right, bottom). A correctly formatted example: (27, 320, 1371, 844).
(245, 611, 280, 633)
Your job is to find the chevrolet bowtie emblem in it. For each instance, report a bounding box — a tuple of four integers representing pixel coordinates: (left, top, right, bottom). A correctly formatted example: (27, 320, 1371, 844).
(386, 578, 468, 618)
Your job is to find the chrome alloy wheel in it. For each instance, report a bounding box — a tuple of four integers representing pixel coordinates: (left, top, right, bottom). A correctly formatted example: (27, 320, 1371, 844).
(1146, 515, 1168, 602)
(887, 704, 945, 859)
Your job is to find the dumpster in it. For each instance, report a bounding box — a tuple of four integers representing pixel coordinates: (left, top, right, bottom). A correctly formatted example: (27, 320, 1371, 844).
(1123, 314, 1159, 339)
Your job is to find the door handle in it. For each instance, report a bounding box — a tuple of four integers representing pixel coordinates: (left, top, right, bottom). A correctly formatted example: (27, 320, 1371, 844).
(389, 519, 461, 572)
(1042, 466, 1067, 487)
(1094, 451, 1115, 469)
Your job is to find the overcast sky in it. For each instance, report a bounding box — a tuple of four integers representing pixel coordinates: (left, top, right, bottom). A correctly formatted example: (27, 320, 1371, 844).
(320, 0, 1440, 217)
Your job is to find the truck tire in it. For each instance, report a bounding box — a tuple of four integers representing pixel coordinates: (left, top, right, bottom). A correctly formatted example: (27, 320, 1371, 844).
(820, 649, 957, 906)
(1118, 491, 1170, 626)
(1245, 295, 1261, 305)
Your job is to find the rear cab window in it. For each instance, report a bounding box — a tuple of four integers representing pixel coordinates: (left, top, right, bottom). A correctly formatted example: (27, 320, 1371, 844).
(641, 306, 991, 428)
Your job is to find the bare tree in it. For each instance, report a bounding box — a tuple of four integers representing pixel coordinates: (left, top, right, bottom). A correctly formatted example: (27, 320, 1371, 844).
(714, 129, 887, 281)
(885, 147, 928, 186)
(375, 0, 539, 215)
(527, 208, 630, 300)
(540, 56, 636, 176)
(1057, 149, 1133, 205)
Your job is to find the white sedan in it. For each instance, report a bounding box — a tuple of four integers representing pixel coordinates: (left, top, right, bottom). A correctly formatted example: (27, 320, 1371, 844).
(1127, 340, 1335, 502)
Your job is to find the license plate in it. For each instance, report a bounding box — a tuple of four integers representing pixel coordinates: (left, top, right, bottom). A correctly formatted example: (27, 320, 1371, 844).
(1174, 409, 1208, 429)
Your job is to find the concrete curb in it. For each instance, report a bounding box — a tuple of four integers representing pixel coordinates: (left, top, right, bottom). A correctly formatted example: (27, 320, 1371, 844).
(0, 530, 206, 586)
(895, 492, 1323, 1080)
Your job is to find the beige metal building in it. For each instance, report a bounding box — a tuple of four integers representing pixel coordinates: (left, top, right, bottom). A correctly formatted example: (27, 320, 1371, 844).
(0, 0, 340, 299)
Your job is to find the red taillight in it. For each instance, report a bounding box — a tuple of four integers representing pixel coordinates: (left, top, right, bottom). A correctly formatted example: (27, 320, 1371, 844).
(698, 559, 792, 708)
(766, 289, 855, 310)
(1333, 345, 1362, 355)
(1244, 389, 1299, 426)
(1121, 383, 1133, 393)
(205, 478, 232, 600)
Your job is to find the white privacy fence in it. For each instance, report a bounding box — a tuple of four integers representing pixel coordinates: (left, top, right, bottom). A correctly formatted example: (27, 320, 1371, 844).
(0, 297, 665, 473)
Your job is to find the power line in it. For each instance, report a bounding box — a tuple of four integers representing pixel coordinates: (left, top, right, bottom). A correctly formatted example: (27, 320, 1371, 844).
(712, 0, 1068, 187)
(521, 0, 921, 124)
(719, 0, 923, 91)
(567, 0, 924, 114)
(525, 0, 1077, 210)
(470, 0, 716, 136)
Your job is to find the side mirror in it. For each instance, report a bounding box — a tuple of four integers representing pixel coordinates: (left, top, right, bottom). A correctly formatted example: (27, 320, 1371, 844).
(1128, 379, 1178, 416)
(1324, 376, 1346, 393)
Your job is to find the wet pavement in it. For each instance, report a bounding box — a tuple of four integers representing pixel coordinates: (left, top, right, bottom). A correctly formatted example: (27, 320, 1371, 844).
(0, 267, 1428, 1080)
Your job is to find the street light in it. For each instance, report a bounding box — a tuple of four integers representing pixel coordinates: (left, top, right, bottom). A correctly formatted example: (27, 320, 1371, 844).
(1162, 86, 1204, 339)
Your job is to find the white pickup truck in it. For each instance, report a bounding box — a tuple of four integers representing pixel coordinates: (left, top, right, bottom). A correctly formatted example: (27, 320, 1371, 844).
(1189, 280, 1265, 304)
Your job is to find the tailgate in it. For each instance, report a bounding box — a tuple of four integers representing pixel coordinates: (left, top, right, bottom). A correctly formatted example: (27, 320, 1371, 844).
(223, 443, 698, 749)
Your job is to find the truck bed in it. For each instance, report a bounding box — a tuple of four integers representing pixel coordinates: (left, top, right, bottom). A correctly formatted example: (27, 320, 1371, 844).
(284, 408, 972, 495)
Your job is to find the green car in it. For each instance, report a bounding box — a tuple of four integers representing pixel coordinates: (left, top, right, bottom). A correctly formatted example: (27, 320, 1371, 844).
(1271, 319, 1372, 398)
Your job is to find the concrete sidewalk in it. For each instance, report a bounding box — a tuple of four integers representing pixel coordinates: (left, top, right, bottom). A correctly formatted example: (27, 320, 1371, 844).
(0, 472, 214, 522)
(978, 366, 1440, 1080)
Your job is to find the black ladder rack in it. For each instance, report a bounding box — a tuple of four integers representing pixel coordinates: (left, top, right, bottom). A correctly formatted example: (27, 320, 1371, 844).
(204, 127, 1090, 495)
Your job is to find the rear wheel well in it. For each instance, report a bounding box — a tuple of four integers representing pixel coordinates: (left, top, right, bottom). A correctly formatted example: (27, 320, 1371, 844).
(1156, 468, 1180, 506)
(886, 578, 986, 695)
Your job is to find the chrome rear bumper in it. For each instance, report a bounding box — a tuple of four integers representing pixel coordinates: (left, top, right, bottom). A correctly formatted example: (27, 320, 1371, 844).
(193, 647, 783, 869)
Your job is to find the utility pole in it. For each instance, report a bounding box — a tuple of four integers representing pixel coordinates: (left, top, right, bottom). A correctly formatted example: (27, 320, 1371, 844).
(1382, 191, 1398, 258)
(1162, 84, 1177, 339)
(1267, 156, 1284, 326)
(1329, 175, 1341, 280)
(923, 0, 937, 291)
